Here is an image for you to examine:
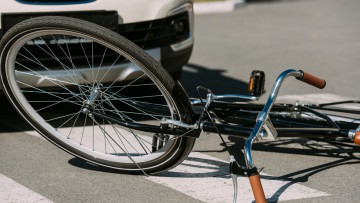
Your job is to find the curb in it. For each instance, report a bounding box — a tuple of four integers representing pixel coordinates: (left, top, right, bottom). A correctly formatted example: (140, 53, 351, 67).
(194, 0, 245, 14)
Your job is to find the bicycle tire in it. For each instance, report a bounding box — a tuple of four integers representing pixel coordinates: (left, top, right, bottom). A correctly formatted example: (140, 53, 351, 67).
(0, 16, 196, 174)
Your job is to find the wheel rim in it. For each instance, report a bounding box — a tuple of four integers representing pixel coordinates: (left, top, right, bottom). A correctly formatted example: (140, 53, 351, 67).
(3, 29, 184, 169)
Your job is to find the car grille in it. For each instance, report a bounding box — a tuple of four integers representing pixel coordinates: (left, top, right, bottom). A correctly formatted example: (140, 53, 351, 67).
(119, 12, 190, 49)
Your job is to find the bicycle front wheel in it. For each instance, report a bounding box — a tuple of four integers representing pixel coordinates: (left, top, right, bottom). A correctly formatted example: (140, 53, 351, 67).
(0, 16, 195, 174)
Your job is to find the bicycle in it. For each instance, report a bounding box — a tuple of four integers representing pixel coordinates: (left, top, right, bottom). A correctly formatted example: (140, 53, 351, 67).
(0, 16, 359, 203)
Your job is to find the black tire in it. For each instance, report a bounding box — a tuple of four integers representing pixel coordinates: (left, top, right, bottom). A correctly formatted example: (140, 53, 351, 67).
(0, 16, 196, 174)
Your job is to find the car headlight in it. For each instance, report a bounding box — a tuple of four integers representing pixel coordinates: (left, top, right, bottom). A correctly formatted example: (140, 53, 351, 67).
(167, 3, 194, 52)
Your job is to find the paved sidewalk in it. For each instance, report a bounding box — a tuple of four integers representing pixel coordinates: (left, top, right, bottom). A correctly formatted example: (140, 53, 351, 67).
(194, 0, 245, 14)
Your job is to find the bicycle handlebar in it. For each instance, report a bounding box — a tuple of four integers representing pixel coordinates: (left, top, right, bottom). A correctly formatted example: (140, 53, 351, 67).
(242, 69, 326, 202)
(296, 70, 326, 89)
(244, 69, 326, 169)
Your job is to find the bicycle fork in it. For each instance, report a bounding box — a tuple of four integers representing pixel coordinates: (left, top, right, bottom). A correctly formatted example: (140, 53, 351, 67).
(230, 69, 327, 203)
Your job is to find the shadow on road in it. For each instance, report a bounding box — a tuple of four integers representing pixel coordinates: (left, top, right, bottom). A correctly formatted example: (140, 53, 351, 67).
(0, 96, 32, 132)
(180, 63, 249, 97)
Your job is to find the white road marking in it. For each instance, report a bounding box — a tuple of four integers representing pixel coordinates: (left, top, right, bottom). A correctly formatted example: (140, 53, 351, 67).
(147, 152, 329, 203)
(0, 174, 53, 203)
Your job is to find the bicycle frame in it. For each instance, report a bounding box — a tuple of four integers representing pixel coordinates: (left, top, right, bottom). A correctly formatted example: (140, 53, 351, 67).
(88, 68, 360, 154)
(91, 69, 360, 202)
(92, 69, 358, 140)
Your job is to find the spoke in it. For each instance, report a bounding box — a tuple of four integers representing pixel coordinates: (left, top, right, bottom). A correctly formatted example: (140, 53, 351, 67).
(19, 46, 77, 87)
(30, 39, 90, 100)
(107, 73, 145, 95)
(35, 37, 93, 89)
(91, 41, 95, 86)
(50, 34, 92, 94)
(17, 81, 84, 110)
(25, 100, 81, 103)
(132, 132, 158, 152)
(112, 123, 154, 156)
(47, 35, 90, 91)
(67, 111, 82, 139)
(21, 90, 75, 95)
(97, 108, 171, 120)
(35, 97, 82, 112)
(109, 124, 133, 156)
(104, 93, 164, 102)
(50, 35, 84, 74)
(103, 131, 119, 155)
(100, 101, 168, 153)
(63, 35, 89, 99)
(117, 99, 161, 121)
(119, 129, 167, 153)
(100, 102, 108, 154)
(97, 54, 121, 85)
(98, 56, 131, 93)
(15, 62, 78, 87)
(64, 34, 73, 62)
(15, 65, 87, 102)
(98, 89, 169, 121)
(97, 102, 125, 155)
(95, 46, 108, 83)
(102, 92, 170, 109)
(80, 114, 88, 145)
(93, 100, 170, 147)
(79, 36, 92, 69)
(15, 57, 88, 97)
(101, 95, 135, 122)
(105, 83, 156, 89)
(92, 117, 95, 151)
(98, 101, 112, 154)
(99, 95, 155, 155)
(89, 115, 147, 174)
(46, 111, 80, 123)
(129, 100, 169, 108)
(94, 105, 133, 121)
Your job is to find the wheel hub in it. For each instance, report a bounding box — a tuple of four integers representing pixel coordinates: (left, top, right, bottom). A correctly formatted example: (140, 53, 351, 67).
(82, 85, 102, 115)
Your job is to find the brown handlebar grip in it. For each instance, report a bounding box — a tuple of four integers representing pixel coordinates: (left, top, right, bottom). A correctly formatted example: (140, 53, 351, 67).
(354, 132, 360, 145)
(297, 70, 326, 89)
(249, 174, 267, 203)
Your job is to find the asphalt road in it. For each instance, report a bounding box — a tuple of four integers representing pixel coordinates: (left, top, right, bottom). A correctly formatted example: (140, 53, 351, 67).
(183, 0, 360, 99)
(1, 0, 360, 202)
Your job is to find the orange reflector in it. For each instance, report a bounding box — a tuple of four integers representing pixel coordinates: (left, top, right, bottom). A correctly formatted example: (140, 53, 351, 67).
(249, 77, 254, 93)
(354, 132, 360, 145)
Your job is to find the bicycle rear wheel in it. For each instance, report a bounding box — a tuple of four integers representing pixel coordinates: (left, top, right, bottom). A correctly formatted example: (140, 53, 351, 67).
(0, 16, 195, 174)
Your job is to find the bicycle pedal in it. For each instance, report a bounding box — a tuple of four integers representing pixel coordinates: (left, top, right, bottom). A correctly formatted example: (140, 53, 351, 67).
(152, 134, 169, 152)
(249, 70, 266, 97)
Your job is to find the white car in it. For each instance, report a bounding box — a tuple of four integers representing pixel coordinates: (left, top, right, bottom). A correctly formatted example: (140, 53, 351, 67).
(0, 0, 194, 85)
